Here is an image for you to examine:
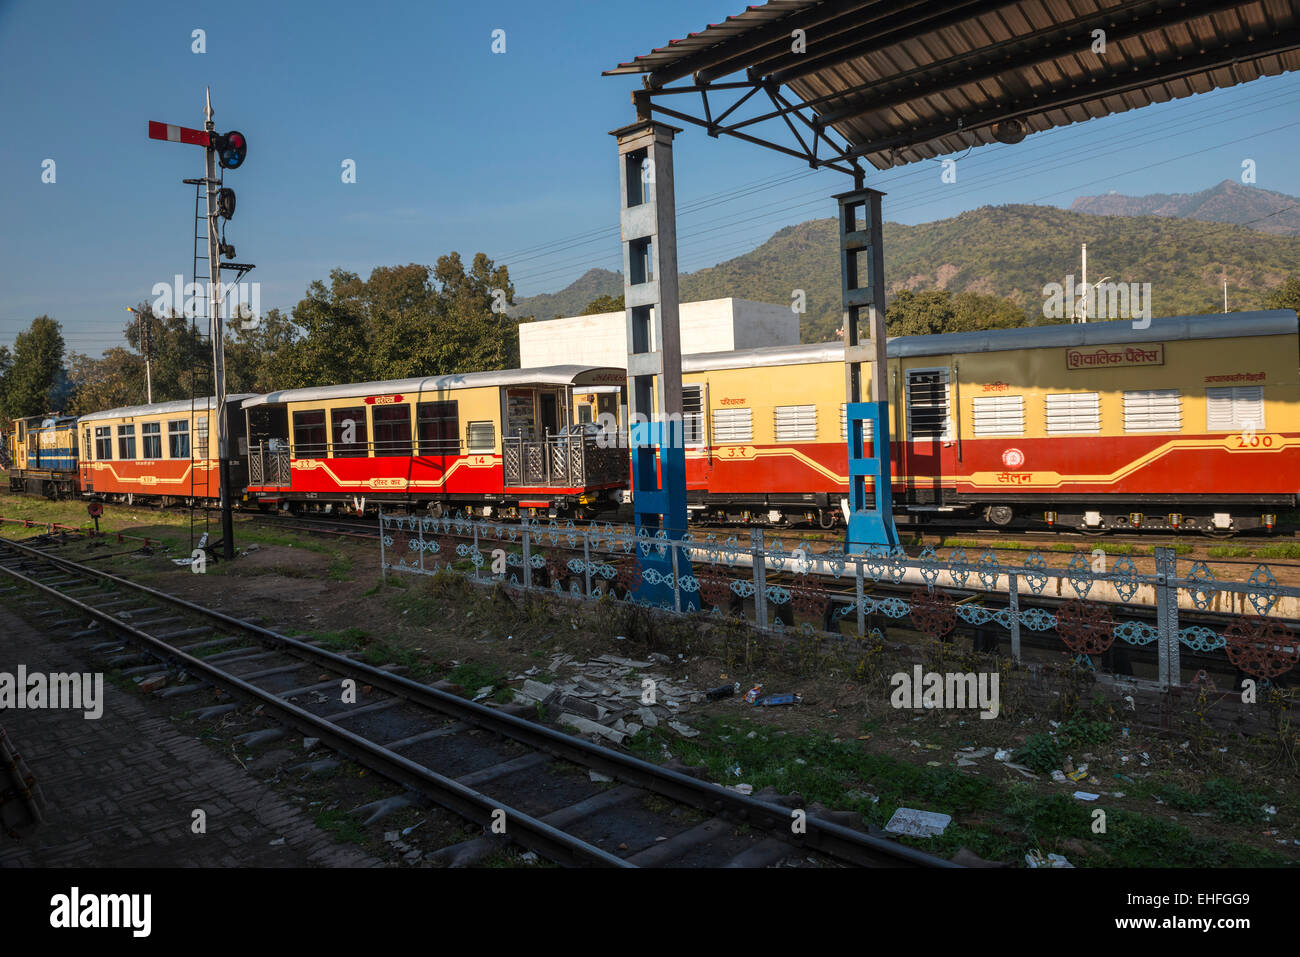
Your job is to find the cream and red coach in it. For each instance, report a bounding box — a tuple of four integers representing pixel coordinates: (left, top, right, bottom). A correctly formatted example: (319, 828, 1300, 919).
(77, 396, 253, 504)
(241, 366, 627, 517)
(675, 310, 1299, 533)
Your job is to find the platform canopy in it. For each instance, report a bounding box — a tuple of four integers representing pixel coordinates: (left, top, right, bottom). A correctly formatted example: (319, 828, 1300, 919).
(606, 0, 1300, 176)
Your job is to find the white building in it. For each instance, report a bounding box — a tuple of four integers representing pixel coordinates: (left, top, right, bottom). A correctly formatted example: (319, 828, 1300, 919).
(518, 297, 799, 368)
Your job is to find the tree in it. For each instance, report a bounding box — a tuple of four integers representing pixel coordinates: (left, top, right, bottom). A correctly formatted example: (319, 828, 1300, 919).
(278, 253, 520, 389)
(3, 316, 66, 417)
(225, 307, 300, 394)
(66, 348, 146, 415)
(0, 345, 12, 426)
(1264, 275, 1300, 314)
(121, 303, 212, 402)
(580, 294, 624, 315)
(884, 289, 1032, 337)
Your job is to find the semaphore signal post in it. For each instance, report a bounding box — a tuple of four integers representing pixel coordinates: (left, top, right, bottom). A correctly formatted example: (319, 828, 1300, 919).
(147, 87, 250, 561)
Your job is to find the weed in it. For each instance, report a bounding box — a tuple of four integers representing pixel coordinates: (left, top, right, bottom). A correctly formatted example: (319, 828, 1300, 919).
(1014, 734, 1062, 774)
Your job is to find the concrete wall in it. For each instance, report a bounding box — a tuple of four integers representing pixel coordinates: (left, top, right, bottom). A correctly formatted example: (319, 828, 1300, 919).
(519, 297, 799, 368)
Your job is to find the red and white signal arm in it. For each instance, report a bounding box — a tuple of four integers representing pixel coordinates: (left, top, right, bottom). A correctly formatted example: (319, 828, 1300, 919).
(148, 121, 210, 147)
(365, 395, 404, 405)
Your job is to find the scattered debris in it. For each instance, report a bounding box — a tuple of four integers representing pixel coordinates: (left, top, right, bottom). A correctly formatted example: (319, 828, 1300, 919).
(755, 693, 802, 707)
(303, 737, 320, 750)
(743, 685, 763, 704)
(472, 686, 494, 702)
(589, 770, 613, 783)
(668, 720, 699, 738)
(1073, 791, 1100, 801)
(1025, 850, 1074, 868)
(727, 783, 754, 795)
(885, 808, 951, 838)
(706, 683, 739, 700)
(136, 674, 166, 694)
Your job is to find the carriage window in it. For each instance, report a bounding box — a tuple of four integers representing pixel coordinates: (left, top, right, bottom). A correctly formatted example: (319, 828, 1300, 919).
(711, 407, 752, 443)
(94, 426, 113, 460)
(117, 424, 137, 459)
(467, 420, 495, 452)
(1045, 392, 1101, 434)
(1206, 386, 1264, 432)
(906, 369, 952, 441)
(168, 420, 190, 458)
(196, 416, 209, 459)
(971, 395, 1025, 437)
(141, 422, 162, 458)
(293, 410, 327, 457)
(332, 407, 368, 457)
(775, 405, 817, 443)
(1123, 390, 1181, 432)
(417, 401, 459, 455)
(682, 384, 704, 446)
(373, 404, 412, 456)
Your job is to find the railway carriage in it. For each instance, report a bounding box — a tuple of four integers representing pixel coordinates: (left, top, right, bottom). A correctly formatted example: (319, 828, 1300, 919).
(5, 414, 80, 498)
(676, 310, 1300, 533)
(77, 396, 253, 504)
(241, 366, 628, 517)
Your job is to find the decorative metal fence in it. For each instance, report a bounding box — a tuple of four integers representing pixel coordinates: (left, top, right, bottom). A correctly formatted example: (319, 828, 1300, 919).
(378, 509, 1300, 691)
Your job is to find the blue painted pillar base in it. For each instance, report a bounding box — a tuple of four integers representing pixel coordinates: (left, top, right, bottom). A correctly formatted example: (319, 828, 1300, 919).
(629, 420, 698, 611)
(845, 400, 900, 554)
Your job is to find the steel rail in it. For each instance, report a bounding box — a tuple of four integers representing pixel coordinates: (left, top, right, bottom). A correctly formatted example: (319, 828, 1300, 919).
(0, 535, 954, 868)
(0, 542, 630, 868)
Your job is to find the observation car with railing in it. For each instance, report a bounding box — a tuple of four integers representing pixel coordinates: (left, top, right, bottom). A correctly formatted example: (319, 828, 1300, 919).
(241, 366, 628, 517)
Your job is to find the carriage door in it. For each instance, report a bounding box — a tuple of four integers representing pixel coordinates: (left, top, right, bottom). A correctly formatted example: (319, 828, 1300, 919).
(83, 427, 94, 491)
(903, 368, 952, 505)
(246, 405, 291, 490)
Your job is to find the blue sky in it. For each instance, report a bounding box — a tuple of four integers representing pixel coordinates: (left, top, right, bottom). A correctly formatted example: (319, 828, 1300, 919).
(3, 0, 1299, 356)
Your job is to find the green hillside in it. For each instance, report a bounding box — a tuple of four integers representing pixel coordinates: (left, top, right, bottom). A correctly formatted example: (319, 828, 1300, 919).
(513, 203, 1300, 343)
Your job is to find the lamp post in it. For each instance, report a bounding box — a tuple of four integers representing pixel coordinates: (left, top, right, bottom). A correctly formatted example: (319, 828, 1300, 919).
(125, 306, 153, 404)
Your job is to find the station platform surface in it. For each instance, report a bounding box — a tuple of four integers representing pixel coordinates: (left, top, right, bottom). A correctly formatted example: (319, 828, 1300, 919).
(0, 604, 380, 867)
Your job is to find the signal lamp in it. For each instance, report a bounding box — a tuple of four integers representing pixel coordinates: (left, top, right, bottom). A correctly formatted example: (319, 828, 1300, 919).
(214, 130, 247, 169)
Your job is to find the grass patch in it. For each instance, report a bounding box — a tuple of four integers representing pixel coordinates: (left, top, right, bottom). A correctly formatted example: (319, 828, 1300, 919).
(1251, 543, 1300, 560)
(314, 809, 366, 844)
(328, 553, 354, 581)
(1155, 778, 1273, 825)
(447, 660, 509, 695)
(1207, 545, 1252, 558)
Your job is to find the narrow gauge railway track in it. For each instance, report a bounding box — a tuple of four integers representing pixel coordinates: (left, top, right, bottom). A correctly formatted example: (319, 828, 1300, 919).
(0, 535, 952, 869)
(251, 511, 1300, 570)
(251, 513, 1269, 681)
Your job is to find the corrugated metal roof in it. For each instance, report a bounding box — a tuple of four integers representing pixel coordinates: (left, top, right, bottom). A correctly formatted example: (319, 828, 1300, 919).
(609, 0, 1300, 170)
(241, 367, 625, 408)
(78, 395, 256, 423)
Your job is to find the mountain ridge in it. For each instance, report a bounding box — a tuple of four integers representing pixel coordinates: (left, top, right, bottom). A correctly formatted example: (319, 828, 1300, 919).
(510, 182, 1300, 342)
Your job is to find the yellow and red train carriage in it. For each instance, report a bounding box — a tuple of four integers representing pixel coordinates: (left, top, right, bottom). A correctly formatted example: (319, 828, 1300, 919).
(77, 396, 253, 504)
(674, 310, 1299, 533)
(241, 366, 628, 517)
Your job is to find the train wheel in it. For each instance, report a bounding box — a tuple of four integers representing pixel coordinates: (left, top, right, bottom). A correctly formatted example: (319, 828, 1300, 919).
(985, 504, 1014, 527)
